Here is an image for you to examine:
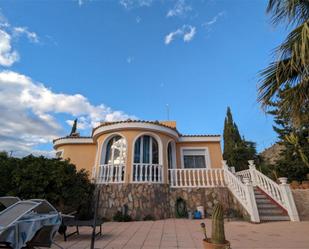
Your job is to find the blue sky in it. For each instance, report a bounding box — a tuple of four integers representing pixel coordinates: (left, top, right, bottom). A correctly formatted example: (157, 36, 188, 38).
(0, 0, 288, 156)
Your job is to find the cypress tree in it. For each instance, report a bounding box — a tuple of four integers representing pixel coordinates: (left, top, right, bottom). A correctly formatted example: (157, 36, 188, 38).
(223, 107, 257, 171)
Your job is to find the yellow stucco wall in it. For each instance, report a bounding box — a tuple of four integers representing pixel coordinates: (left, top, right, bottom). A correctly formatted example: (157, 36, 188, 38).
(57, 144, 97, 174)
(176, 141, 223, 169)
(54, 124, 222, 183)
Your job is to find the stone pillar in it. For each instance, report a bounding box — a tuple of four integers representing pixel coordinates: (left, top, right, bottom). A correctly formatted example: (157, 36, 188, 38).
(278, 177, 300, 221)
(221, 160, 228, 169)
(230, 166, 236, 174)
(248, 160, 257, 186)
(243, 177, 260, 223)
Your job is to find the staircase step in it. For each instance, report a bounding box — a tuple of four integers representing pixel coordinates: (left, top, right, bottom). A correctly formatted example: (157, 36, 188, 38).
(257, 203, 279, 209)
(256, 199, 272, 204)
(258, 209, 285, 215)
(254, 194, 268, 199)
(259, 215, 290, 221)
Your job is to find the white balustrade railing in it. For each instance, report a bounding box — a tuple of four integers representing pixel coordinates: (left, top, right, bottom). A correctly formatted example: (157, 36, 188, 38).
(169, 168, 225, 188)
(235, 169, 251, 182)
(224, 168, 247, 203)
(235, 160, 299, 221)
(252, 169, 285, 207)
(223, 164, 260, 223)
(132, 164, 163, 183)
(97, 164, 125, 184)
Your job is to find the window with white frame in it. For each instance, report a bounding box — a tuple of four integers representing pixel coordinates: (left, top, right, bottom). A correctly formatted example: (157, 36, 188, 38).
(182, 148, 209, 168)
(134, 135, 159, 164)
(103, 135, 127, 165)
(55, 150, 63, 159)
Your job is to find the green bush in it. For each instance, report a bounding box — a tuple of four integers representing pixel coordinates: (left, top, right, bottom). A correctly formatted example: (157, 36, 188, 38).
(113, 211, 132, 222)
(143, 214, 155, 221)
(0, 153, 95, 219)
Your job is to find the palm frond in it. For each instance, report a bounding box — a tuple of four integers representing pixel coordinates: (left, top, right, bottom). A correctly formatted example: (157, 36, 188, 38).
(258, 57, 309, 125)
(258, 58, 302, 105)
(276, 20, 309, 69)
(267, 0, 309, 26)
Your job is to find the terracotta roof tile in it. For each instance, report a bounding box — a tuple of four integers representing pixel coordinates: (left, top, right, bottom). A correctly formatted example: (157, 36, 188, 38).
(180, 134, 221, 137)
(53, 120, 220, 143)
(53, 136, 92, 143)
(91, 119, 179, 135)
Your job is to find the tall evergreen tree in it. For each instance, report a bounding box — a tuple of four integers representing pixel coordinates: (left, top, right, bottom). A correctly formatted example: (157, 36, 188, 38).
(223, 107, 257, 171)
(268, 88, 309, 181)
(223, 107, 240, 161)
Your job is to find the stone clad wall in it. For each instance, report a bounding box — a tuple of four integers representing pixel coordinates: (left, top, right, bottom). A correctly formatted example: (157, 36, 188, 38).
(97, 184, 171, 220)
(292, 189, 309, 221)
(169, 188, 247, 217)
(97, 184, 247, 220)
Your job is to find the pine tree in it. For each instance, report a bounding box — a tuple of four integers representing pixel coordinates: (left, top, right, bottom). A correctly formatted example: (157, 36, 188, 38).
(223, 107, 257, 171)
(268, 88, 309, 181)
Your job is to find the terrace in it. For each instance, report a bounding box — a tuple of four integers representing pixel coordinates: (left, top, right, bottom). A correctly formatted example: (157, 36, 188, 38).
(52, 219, 309, 249)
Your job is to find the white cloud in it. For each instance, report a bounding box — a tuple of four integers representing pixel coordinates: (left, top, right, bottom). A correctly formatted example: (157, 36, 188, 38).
(183, 26, 196, 42)
(119, 0, 153, 9)
(0, 12, 9, 28)
(0, 30, 19, 66)
(165, 29, 182, 45)
(164, 25, 196, 45)
(0, 11, 39, 67)
(202, 11, 225, 28)
(136, 16, 142, 23)
(76, 0, 91, 7)
(13, 27, 39, 43)
(0, 70, 135, 157)
(166, 0, 192, 18)
(126, 56, 134, 64)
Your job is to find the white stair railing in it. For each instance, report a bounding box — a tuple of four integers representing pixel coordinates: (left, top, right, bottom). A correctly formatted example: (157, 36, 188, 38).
(235, 169, 251, 181)
(97, 164, 125, 184)
(244, 161, 299, 221)
(222, 161, 260, 223)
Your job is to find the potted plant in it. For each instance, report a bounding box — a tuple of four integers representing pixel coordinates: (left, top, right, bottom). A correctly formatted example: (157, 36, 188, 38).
(201, 203, 230, 249)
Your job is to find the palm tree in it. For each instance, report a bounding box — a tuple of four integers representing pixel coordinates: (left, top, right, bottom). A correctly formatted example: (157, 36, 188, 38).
(258, 0, 309, 126)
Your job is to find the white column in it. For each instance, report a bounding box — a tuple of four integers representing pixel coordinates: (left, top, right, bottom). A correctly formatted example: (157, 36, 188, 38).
(230, 166, 236, 174)
(243, 177, 260, 223)
(278, 177, 300, 221)
(221, 160, 228, 169)
(248, 160, 257, 186)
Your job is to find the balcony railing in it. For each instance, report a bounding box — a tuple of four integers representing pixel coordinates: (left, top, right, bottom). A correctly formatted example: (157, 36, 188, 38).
(97, 164, 125, 184)
(168, 168, 225, 188)
(132, 163, 163, 183)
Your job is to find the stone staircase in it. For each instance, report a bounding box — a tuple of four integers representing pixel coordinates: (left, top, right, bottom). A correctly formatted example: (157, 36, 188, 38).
(254, 187, 290, 222)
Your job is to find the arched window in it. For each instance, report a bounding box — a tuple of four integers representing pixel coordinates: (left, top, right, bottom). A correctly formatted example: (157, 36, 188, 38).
(134, 135, 159, 164)
(103, 135, 127, 165)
